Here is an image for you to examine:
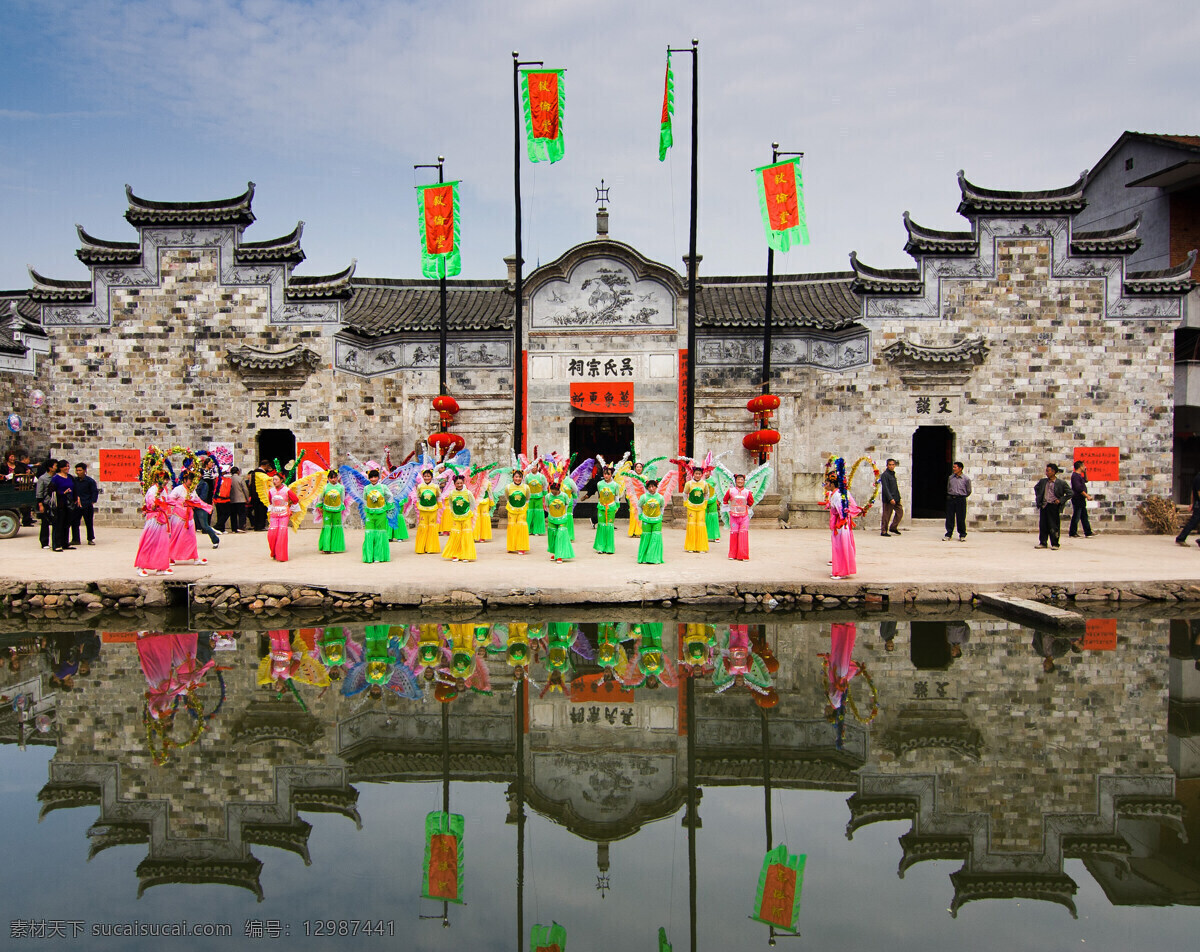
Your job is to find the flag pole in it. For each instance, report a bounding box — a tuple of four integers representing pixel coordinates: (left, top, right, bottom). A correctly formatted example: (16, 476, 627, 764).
(669, 39, 700, 458)
(414, 156, 448, 399)
(513, 53, 544, 456)
(761, 145, 802, 464)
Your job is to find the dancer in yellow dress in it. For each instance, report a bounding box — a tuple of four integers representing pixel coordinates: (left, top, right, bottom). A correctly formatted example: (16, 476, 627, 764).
(504, 470, 531, 554)
(683, 465, 710, 553)
(473, 477, 494, 542)
(442, 473, 478, 562)
(411, 469, 442, 554)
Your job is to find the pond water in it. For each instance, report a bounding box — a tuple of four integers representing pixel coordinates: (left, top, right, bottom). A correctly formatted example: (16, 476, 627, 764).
(2, 611, 1198, 951)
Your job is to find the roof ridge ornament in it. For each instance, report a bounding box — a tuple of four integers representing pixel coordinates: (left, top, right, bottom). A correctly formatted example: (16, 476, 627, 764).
(956, 169, 1088, 217)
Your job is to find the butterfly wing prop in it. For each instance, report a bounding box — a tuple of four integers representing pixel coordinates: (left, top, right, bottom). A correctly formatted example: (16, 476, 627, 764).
(288, 471, 328, 531)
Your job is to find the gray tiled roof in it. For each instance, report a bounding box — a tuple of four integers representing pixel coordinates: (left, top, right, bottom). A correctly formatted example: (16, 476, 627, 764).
(957, 170, 1088, 216)
(343, 278, 514, 336)
(695, 272, 861, 329)
(125, 182, 256, 228)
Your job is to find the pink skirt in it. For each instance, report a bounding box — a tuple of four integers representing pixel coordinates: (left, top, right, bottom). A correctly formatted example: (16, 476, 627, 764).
(134, 517, 171, 571)
(169, 514, 199, 562)
(831, 526, 857, 577)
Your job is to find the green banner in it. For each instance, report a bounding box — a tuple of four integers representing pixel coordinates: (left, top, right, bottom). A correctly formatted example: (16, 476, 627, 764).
(751, 843, 805, 932)
(658, 53, 674, 162)
(754, 157, 809, 252)
(415, 180, 462, 279)
(422, 810, 465, 904)
(521, 69, 566, 164)
(530, 920, 567, 952)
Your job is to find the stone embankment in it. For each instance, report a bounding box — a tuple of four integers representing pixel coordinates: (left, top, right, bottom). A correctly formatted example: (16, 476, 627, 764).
(1, 576, 1198, 625)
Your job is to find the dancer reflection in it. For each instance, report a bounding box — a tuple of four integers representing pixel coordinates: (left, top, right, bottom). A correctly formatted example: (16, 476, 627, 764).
(137, 632, 216, 763)
(819, 622, 878, 750)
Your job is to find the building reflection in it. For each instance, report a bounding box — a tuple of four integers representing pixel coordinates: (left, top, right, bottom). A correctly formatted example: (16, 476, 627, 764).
(2, 615, 1197, 921)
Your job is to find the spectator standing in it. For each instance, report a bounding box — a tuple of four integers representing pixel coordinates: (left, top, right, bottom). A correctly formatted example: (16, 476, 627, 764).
(880, 458, 903, 536)
(213, 467, 233, 531)
(228, 466, 249, 533)
(70, 462, 99, 546)
(943, 461, 971, 542)
(248, 461, 272, 531)
(1033, 463, 1072, 550)
(1068, 460, 1094, 538)
(193, 466, 220, 549)
(34, 460, 55, 548)
(49, 459, 76, 552)
(17, 454, 34, 524)
(1175, 469, 1200, 547)
(0, 451, 16, 480)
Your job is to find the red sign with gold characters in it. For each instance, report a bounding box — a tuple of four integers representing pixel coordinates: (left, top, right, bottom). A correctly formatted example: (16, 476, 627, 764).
(569, 382, 633, 414)
(99, 448, 142, 482)
(1073, 446, 1119, 481)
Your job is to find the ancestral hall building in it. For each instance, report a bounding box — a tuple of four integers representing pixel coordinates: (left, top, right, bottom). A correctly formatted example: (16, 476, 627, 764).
(0, 160, 1192, 527)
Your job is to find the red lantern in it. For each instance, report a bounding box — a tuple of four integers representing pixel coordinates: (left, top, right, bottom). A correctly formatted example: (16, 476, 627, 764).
(746, 394, 781, 414)
(432, 395, 459, 415)
(742, 432, 762, 451)
(755, 429, 781, 447)
(428, 432, 466, 455)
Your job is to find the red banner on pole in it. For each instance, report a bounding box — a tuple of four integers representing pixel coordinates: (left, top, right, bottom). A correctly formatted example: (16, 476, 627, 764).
(569, 382, 633, 414)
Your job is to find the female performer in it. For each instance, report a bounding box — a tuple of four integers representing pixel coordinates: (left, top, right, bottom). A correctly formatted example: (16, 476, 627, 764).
(167, 472, 210, 566)
(593, 465, 619, 554)
(266, 473, 300, 562)
(705, 467, 722, 542)
(624, 461, 645, 537)
(412, 469, 442, 554)
(362, 471, 395, 564)
(636, 479, 665, 565)
(545, 481, 575, 562)
(682, 465, 710, 553)
(442, 473, 478, 562)
(318, 470, 346, 554)
(824, 462, 862, 580)
(135, 472, 173, 576)
(525, 467, 548, 537)
(723, 473, 755, 560)
(503, 470, 531, 554)
(473, 479, 494, 542)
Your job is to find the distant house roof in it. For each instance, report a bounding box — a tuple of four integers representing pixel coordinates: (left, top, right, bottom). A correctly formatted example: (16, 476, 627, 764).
(342, 278, 514, 337)
(1087, 131, 1200, 186)
(695, 272, 861, 330)
(125, 181, 256, 228)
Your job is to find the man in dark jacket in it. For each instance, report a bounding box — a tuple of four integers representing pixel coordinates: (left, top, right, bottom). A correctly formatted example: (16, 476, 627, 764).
(1034, 463, 1072, 550)
(70, 462, 99, 545)
(34, 460, 55, 548)
(1068, 460, 1094, 538)
(248, 461, 272, 531)
(879, 458, 903, 536)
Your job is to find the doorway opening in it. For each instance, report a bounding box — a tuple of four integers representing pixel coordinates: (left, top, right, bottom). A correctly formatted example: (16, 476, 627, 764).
(911, 425, 954, 519)
(569, 415, 634, 519)
(256, 429, 297, 471)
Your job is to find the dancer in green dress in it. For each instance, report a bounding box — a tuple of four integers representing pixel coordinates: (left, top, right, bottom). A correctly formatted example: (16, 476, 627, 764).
(704, 469, 722, 542)
(593, 465, 619, 554)
(361, 470, 394, 563)
(545, 482, 575, 562)
(525, 468, 548, 536)
(318, 470, 346, 553)
(637, 479, 665, 564)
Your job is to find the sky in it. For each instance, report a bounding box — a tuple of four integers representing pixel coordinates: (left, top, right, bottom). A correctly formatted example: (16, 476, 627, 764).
(1, 0, 1198, 290)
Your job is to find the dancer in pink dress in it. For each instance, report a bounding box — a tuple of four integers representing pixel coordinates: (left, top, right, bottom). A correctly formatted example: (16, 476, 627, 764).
(135, 473, 173, 576)
(722, 473, 755, 560)
(167, 472, 211, 565)
(823, 460, 861, 579)
(266, 474, 300, 561)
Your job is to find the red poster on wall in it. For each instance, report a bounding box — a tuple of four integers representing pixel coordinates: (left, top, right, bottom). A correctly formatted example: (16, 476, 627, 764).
(1073, 446, 1119, 481)
(297, 442, 331, 471)
(1083, 618, 1117, 650)
(99, 449, 142, 482)
(569, 382, 634, 415)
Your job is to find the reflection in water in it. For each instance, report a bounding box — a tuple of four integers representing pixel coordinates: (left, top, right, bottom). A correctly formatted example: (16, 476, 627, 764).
(2, 615, 1199, 947)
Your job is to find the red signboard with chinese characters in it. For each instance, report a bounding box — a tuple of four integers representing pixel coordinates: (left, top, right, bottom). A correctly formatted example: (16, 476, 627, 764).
(1073, 446, 1119, 481)
(569, 382, 633, 414)
(1083, 618, 1117, 650)
(99, 449, 142, 482)
(297, 442, 331, 471)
